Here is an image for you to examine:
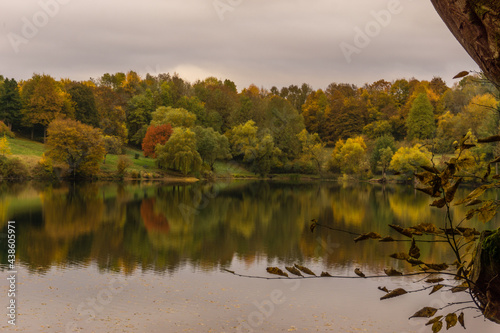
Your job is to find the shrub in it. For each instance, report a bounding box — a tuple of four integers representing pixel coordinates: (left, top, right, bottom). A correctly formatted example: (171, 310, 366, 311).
(0, 156, 30, 181)
(0, 121, 14, 138)
(31, 154, 57, 180)
(116, 155, 131, 178)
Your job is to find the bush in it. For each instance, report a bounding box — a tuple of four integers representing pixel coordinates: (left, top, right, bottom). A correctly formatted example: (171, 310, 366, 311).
(0, 121, 14, 138)
(0, 156, 30, 181)
(116, 155, 131, 179)
(291, 160, 317, 174)
(31, 154, 57, 180)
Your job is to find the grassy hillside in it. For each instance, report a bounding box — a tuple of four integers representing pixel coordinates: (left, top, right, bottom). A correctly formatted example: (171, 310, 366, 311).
(5, 135, 165, 179)
(3, 135, 322, 181)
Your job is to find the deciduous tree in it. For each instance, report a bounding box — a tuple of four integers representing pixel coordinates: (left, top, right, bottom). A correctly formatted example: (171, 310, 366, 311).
(389, 145, 431, 177)
(226, 120, 258, 158)
(0, 135, 11, 156)
(329, 136, 367, 175)
(302, 89, 328, 137)
(20, 74, 75, 140)
(406, 93, 435, 141)
(151, 106, 196, 128)
(142, 124, 173, 158)
(370, 134, 396, 173)
(46, 118, 105, 178)
(193, 126, 231, 169)
(297, 129, 325, 173)
(156, 128, 202, 175)
(66, 82, 99, 127)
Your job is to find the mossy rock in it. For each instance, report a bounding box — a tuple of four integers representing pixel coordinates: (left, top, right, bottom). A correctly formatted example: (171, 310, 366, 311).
(483, 229, 500, 268)
(472, 229, 500, 324)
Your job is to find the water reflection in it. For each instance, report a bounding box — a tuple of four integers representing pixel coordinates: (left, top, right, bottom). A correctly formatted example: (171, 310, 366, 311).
(1, 181, 498, 276)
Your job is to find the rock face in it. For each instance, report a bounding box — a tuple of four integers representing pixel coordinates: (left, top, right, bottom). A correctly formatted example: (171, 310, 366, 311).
(471, 229, 500, 324)
(430, 0, 500, 86)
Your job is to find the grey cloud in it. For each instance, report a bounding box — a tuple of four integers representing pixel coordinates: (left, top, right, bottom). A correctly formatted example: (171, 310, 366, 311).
(0, 0, 480, 90)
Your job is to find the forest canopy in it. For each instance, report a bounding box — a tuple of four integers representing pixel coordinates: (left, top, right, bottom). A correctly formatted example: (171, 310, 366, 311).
(0, 71, 498, 178)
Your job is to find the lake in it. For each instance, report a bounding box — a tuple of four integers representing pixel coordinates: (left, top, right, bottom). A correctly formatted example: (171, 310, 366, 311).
(1, 180, 499, 332)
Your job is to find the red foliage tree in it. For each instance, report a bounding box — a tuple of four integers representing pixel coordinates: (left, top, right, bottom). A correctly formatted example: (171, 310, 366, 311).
(141, 124, 173, 158)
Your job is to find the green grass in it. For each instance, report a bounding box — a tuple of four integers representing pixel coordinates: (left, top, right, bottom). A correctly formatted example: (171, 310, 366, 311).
(5, 135, 164, 178)
(213, 161, 255, 177)
(101, 148, 158, 174)
(8, 137, 46, 157)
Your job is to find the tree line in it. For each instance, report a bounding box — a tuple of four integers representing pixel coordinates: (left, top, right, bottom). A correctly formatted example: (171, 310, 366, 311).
(0, 71, 497, 178)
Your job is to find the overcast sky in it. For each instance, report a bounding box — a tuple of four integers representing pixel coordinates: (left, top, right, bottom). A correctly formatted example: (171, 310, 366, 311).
(0, 0, 480, 90)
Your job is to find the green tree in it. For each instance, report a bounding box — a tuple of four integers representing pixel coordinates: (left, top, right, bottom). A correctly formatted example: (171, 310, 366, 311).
(193, 77, 239, 132)
(363, 120, 392, 140)
(378, 147, 394, 179)
(151, 106, 196, 128)
(296, 129, 325, 173)
(46, 119, 105, 178)
(406, 93, 436, 140)
(389, 79, 411, 108)
(226, 120, 259, 158)
(126, 89, 155, 144)
(156, 128, 202, 175)
(264, 96, 305, 158)
(193, 126, 231, 169)
(175, 96, 207, 127)
(99, 72, 126, 90)
(279, 83, 312, 112)
(66, 82, 99, 127)
(370, 134, 396, 173)
(94, 86, 128, 146)
(231, 85, 267, 129)
(0, 78, 22, 130)
(244, 134, 281, 177)
(103, 135, 122, 163)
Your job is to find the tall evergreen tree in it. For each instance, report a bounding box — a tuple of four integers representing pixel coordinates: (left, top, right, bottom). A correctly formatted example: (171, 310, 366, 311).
(0, 78, 22, 130)
(406, 93, 436, 140)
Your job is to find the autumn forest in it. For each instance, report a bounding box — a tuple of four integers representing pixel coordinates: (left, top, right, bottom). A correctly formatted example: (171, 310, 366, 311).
(0, 71, 498, 180)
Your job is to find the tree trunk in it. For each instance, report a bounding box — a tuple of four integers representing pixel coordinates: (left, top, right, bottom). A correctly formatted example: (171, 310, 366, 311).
(430, 0, 500, 86)
(471, 230, 500, 324)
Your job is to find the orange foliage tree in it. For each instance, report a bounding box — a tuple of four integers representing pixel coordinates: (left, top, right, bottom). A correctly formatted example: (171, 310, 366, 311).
(141, 123, 173, 158)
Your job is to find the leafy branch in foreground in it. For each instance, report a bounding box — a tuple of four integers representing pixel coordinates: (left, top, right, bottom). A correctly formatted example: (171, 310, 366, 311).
(224, 132, 500, 331)
(318, 131, 500, 330)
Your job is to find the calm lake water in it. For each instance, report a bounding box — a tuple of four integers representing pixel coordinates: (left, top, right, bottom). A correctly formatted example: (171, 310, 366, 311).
(1, 180, 499, 332)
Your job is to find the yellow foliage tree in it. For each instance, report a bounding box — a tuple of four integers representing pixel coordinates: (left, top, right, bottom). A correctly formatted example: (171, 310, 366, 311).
(0, 135, 11, 156)
(46, 119, 105, 178)
(329, 136, 367, 175)
(389, 145, 432, 177)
